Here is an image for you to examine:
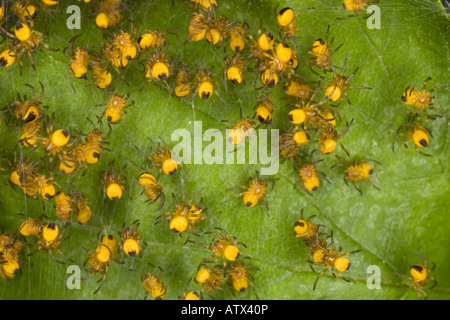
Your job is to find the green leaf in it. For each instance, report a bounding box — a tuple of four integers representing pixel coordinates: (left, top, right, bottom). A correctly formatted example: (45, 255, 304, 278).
(0, 0, 449, 300)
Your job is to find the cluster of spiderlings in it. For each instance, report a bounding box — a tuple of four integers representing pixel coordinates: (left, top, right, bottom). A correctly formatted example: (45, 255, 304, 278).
(1, 83, 106, 207)
(0, 0, 444, 301)
(393, 77, 449, 157)
(60, 118, 110, 174)
(65, 7, 174, 93)
(132, 135, 244, 300)
(0, 1, 58, 70)
(271, 16, 376, 196)
(294, 209, 360, 290)
(6, 97, 71, 167)
(170, 3, 378, 197)
(54, 190, 92, 224)
(0, 70, 116, 288)
(184, 227, 257, 300)
(19, 217, 73, 265)
(65, 19, 160, 93)
(133, 137, 204, 242)
(105, 29, 138, 71)
(129, 131, 260, 300)
(19, 113, 71, 165)
(135, 139, 184, 233)
(0, 0, 364, 297)
(118, 126, 260, 298)
(0, 0, 367, 297)
(132, 133, 259, 300)
(80, 232, 117, 294)
(81, 221, 153, 295)
(95, 0, 124, 29)
(64, 33, 113, 91)
(0, 68, 230, 295)
(3, 82, 45, 147)
(8, 153, 58, 201)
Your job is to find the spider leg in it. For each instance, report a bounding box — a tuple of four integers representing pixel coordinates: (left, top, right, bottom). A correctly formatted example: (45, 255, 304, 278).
(429, 106, 449, 119)
(418, 288, 427, 300)
(331, 268, 337, 278)
(219, 192, 247, 205)
(429, 84, 450, 93)
(366, 179, 380, 191)
(336, 118, 354, 138)
(340, 250, 361, 256)
(347, 67, 360, 82)
(260, 199, 270, 217)
(93, 271, 107, 294)
(329, 231, 335, 251)
(313, 266, 330, 290)
(427, 275, 437, 291)
(57, 249, 74, 263)
(392, 132, 408, 152)
(81, 272, 98, 281)
(337, 141, 350, 156)
(428, 262, 436, 273)
(353, 182, 363, 196)
(422, 77, 432, 90)
(412, 251, 427, 266)
(337, 270, 350, 282)
(414, 145, 431, 157)
(48, 250, 65, 264)
(392, 272, 411, 281)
